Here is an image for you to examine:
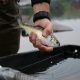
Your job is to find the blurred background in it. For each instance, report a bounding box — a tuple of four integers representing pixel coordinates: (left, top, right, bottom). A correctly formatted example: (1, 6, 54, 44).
(18, 0, 80, 21)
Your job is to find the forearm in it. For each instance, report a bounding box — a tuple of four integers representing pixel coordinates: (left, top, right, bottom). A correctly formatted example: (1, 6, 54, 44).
(31, 0, 51, 22)
(31, 0, 51, 14)
(32, 3, 50, 14)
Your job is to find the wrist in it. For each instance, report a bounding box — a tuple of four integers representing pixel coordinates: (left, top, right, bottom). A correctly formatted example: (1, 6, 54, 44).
(33, 11, 51, 23)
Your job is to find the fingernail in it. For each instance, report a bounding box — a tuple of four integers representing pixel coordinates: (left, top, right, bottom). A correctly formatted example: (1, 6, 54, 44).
(42, 32, 47, 37)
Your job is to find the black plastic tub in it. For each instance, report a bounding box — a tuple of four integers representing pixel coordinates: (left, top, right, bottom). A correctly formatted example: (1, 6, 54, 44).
(0, 45, 80, 80)
(0, 45, 80, 73)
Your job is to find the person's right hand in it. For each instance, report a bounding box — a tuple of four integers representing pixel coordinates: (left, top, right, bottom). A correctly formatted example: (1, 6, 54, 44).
(29, 18, 53, 52)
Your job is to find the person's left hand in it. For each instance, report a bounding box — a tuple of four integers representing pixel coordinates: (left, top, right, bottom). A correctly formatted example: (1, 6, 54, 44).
(29, 18, 53, 52)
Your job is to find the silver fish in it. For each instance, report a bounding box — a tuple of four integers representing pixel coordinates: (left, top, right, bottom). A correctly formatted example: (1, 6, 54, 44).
(18, 19, 60, 47)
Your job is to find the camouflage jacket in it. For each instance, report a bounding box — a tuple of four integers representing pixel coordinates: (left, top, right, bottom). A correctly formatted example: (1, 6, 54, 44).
(0, 0, 19, 24)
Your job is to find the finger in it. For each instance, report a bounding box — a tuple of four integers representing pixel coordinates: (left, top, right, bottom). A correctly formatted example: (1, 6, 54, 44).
(32, 38, 41, 47)
(29, 32, 37, 45)
(34, 39, 53, 52)
(38, 45, 53, 52)
(42, 24, 53, 37)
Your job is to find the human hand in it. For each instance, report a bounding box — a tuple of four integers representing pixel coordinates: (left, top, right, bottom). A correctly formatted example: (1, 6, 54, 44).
(29, 19, 53, 52)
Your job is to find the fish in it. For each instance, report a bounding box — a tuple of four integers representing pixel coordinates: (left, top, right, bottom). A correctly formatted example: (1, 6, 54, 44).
(18, 19, 60, 47)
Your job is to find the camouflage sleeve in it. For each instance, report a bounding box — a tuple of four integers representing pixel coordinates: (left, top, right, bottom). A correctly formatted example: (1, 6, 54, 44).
(0, 0, 19, 24)
(0, 0, 9, 5)
(0, 0, 19, 5)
